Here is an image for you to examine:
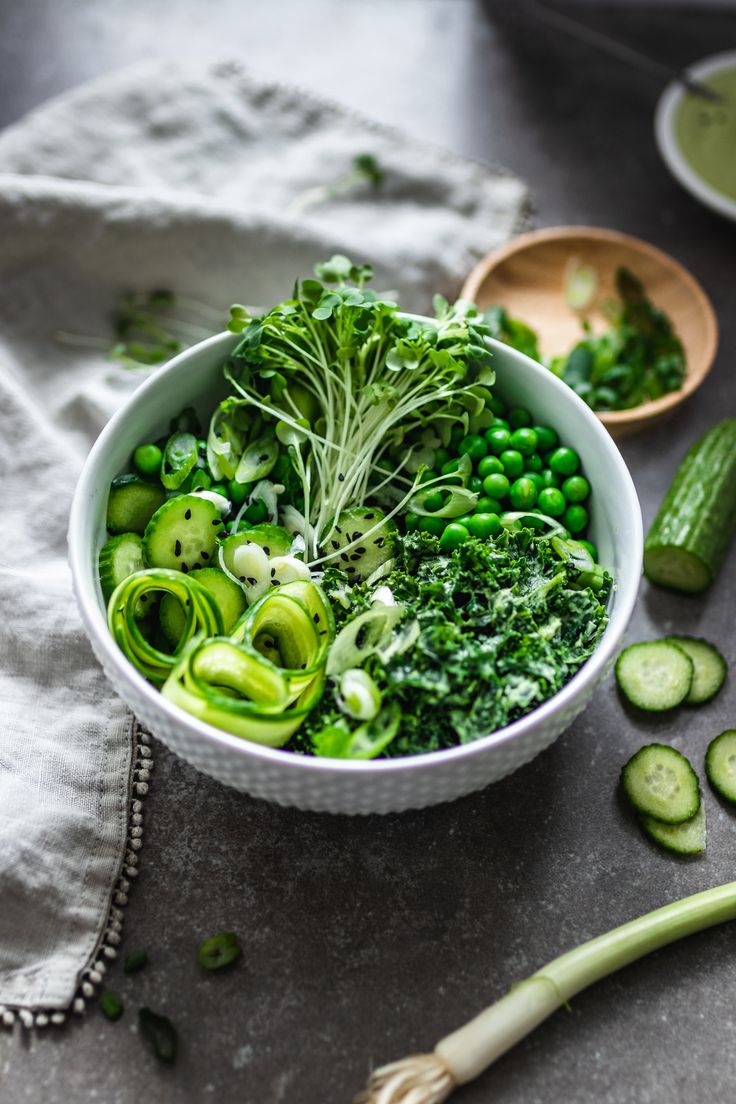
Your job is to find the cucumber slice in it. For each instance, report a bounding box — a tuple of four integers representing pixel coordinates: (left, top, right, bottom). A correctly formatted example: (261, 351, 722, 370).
(220, 525, 292, 574)
(615, 640, 693, 711)
(641, 803, 706, 856)
(159, 567, 246, 645)
(664, 636, 727, 705)
(621, 744, 700, 824)
(143, 494, 225, 572)
(705, 730, 736, 804)
(321, 506, 396, 579)
(644, 419, 736, 593)
(107, 475, 166, 535)
(99, 532, 146, 600)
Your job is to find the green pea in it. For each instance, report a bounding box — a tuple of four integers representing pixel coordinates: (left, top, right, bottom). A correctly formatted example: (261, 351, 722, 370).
(210, 484, 228, 498)
(420, 515, 445, 536)
(484, 427, 511, 455)
(405, 512, 422, 531)
(482, 473, 510, 500)
(562, 475, 590, 503)
(459, 434, 488, 461)
(469, 475, 484, 495)
(475, 495, 503, 514)
(508, 407, 532, 429)
(418, 468, 437, 485)
(549, 447, 580, 476)
(578, 539, 598, 561)
(465, 513, 501, 539)
(533, 425, 558, 453)
(488, 396, 506, 416)
(244, 499, 268, 524)
(490, 417, 510, 431)
(525, 472, 544, 493)
(133, 444, 163, 479)
(441, 458, 462, 475)
(228, 479, 250, 504)
(455, 514, 475, 527)
(509, 477, 537, 510)
(99, 990, 124, 1022)
(537, 487, 566, 517)
(421, 490, 444, 513)
(564, 504, 588, 534)
(540, 468, 561, 489)
(509, 428, 538, 456)
(439, 522, 470, 551)
(500, 449, 524, 479)
(525, 452, 543, 472)
(434, 447, 450, 469)
(477, 455, 503, 478)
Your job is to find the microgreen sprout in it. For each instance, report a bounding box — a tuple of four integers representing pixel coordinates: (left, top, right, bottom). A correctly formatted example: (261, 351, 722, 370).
(289, 153, 385, 213)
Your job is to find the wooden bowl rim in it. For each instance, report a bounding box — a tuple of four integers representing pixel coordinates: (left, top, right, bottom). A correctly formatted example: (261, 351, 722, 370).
(461, 225, 719, 429)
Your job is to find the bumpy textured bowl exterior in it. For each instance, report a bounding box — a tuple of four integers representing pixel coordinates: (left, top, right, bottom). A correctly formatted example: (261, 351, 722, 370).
(69, 329, 642, 814)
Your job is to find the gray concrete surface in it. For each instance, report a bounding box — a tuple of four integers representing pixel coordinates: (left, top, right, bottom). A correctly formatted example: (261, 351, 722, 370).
(2, 1, 736, 1101)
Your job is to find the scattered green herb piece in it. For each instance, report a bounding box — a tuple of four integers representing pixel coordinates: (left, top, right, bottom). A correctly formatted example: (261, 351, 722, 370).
(138, 1008, 178, 1065)
(196, 931, 242, 971)
(99, 990, 124, 1021)
(485, 266, 686, 412)
(290, 153, 385, 213)
(124, 949, 149, 975)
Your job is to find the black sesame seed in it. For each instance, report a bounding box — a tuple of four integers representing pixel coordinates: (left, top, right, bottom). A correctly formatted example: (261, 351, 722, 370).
(247, 577, 257, 586)
(271, 580, 278, 586)
(300, 663, 306, 670)
(356, 546, 366, 554)
(319, 629, 327, 636)
(352, 531, 361, 541)
(335, 526, 342, 535)
(340, 553, 349, 563)
(192, 563, 201, 570)
(375, 537, 385, 548)
(140, 595, 148, 604)
(201, 551, 210, 560)
(263, 546, 270, 555)
(259, 453, 269, 463)
(313, 613, 320, 623)
(270, 568, 276, 577)
(350, 553, 361, 561)
(239, 575, 246, 582)
(181, 563, 189, 573)
(184, 509, 192, 520)
(364, 513, 374, 520)
(338, 473, 345, 482)
(174, 540, 182, 557)
(331, 540, 340, 550)
(212, 519, 221, 526)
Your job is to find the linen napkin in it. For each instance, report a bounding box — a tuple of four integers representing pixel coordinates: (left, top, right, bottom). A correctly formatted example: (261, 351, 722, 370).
(0, 59, 529, 1022)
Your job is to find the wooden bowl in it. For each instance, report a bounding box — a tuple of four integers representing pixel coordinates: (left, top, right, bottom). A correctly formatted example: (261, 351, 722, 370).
(461, 226, 718, 438)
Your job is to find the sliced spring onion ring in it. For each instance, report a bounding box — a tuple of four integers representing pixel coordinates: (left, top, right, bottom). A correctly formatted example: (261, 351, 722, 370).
(107, 569, 223, 686)
(326, 604, 404, 677)
(500, 511, 569, 538)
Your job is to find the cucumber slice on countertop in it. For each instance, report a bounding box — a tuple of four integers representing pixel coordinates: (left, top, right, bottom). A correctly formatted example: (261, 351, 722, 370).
(621, 743, 700, 824)
(99, 532, 146, 599)
(615, 640, 693, 712)
(143, 494, 225, 572)
(107, 475, 166, 535)
(705, 730, 736, 804)
(664, 636, 727, 705)
(641, 803, 706, 856)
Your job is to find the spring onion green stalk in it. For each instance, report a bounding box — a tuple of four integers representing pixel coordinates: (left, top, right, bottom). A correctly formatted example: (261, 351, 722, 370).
(356, 882, 736, 1104)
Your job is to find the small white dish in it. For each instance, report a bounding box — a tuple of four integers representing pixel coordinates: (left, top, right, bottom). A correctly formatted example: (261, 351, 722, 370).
(655, 50, 736, 222)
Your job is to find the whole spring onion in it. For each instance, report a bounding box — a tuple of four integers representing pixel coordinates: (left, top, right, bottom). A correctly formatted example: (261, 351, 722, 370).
(355, 882, 736, 1103)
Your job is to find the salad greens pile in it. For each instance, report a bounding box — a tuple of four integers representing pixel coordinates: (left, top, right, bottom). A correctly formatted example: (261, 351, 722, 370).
(100, 257, 611, 760)
(485, 266, 686, 412)
(299, 530, 610, 758)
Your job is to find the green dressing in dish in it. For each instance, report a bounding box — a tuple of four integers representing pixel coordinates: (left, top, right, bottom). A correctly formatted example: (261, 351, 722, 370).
(675, 68, 736, 202)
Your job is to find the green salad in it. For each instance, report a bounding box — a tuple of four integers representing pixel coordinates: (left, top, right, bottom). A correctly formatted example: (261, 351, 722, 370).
(100, 258, 611, 759)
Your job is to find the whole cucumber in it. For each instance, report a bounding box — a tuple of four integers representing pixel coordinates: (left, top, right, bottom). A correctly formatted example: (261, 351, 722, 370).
(644, 419, 736, 593)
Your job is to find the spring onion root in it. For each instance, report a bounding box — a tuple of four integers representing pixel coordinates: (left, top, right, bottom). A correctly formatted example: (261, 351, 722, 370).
(356, 881, 736, 1103)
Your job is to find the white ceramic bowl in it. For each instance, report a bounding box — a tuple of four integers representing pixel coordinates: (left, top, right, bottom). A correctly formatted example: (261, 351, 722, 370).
(655, 51, 736, 222)
(69, 329, 642, 815)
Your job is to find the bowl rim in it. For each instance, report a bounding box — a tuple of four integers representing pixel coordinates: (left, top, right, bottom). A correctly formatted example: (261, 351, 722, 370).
(460, 224, 719, 431)
(68, 327, 643, 778)
(655, 50, 736, 224)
